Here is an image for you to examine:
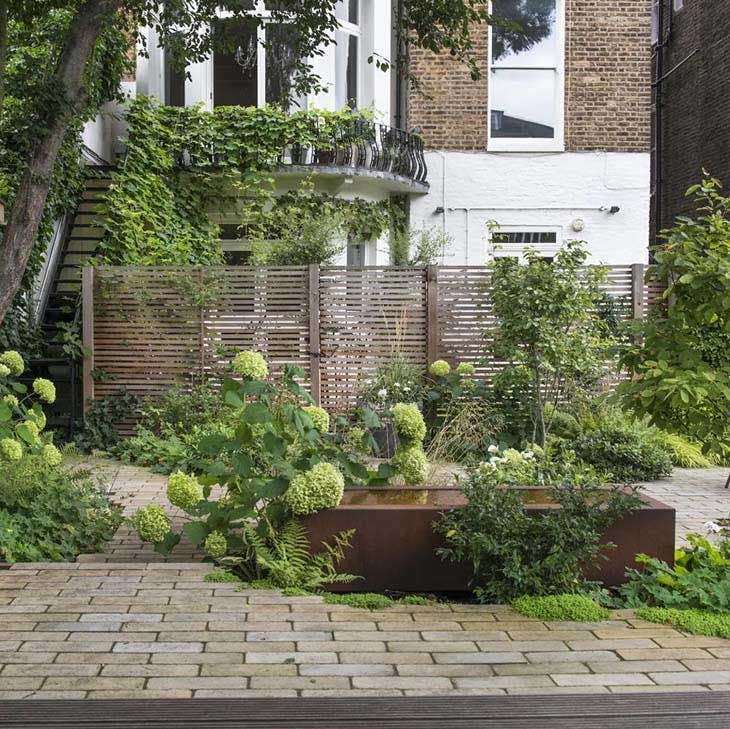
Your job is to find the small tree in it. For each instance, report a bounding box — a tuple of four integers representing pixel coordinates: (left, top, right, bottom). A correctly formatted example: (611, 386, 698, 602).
(618, 176, 730, 466)
(489, 241, 613, 447)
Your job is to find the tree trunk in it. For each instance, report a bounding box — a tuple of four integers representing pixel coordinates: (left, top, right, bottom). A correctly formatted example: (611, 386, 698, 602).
(0, 1, 8, 118)
(0, 0, 120, 324)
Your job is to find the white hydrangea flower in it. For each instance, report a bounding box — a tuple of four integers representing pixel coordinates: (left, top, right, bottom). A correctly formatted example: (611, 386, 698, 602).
(521, 450, 535, 460)
(377, 388, 388, 398)
(488, 444, 499, 454)
(705, 521, 723, 534)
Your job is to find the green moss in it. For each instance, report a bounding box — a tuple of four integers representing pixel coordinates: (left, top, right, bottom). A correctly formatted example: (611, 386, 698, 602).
(636, 608, 730, 639)
(513, 594, 610, 622)
(203, 571, 241, 583)
(399, 595, 437, 606)
(322, 592, 395, 610)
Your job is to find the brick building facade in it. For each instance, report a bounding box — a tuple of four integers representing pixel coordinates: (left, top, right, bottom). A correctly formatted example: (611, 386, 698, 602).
(407, 0, 654, 266)
(656, 0, 730, 231)
(408, 1, 652, 153)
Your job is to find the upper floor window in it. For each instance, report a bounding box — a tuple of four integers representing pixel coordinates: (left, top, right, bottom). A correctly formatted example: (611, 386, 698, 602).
(213, 5, 302, 110)
(335, 0, 360, 109)
(488, 0, 565, 151)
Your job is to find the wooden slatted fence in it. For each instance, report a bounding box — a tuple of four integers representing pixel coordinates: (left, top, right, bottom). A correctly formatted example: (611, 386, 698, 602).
(83, 263, 662, 417)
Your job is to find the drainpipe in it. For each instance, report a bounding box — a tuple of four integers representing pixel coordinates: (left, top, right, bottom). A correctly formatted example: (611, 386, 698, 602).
(652, 0, 667, 251)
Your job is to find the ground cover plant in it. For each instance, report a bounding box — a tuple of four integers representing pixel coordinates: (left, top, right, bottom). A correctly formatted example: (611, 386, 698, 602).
(636, 608, 730, 639)
(513, 594, 609, 622)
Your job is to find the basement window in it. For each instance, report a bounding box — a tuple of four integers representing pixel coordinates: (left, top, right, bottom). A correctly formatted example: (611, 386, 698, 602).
(490, 229, 561, 261)
(488, 0, 565, 151)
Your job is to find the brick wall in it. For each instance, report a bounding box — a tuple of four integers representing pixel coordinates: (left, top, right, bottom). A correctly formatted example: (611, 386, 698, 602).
(407, 0, 652, 153)
(659, 2, 730, 229)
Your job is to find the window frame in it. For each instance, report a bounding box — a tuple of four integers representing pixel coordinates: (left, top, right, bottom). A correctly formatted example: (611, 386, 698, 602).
(335, 0, 362, 109)
(487, 0, 566, 152)
(489, 225, 563, 261)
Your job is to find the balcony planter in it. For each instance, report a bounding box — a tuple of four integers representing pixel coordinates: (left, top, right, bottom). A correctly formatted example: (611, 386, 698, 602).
(302, 486, 676, 593)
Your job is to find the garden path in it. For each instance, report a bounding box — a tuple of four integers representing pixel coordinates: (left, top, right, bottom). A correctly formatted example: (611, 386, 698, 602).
(1, 461, 729, 699)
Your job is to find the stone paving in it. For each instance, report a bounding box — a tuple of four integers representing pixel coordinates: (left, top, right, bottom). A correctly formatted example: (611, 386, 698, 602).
(1, 562, 730, 700)
(0, 460, 728, 699)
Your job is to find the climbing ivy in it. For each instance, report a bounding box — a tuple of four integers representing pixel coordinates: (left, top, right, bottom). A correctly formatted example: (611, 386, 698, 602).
(99, 97, 396, 266)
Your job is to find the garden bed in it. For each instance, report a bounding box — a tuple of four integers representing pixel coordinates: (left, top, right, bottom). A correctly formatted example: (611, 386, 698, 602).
(302, 485, 676, 592)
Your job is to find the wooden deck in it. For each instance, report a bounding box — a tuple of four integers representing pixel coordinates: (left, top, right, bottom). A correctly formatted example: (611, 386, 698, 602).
(1, 693, 729, 728)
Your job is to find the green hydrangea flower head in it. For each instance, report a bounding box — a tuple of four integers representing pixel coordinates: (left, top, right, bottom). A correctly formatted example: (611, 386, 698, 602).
(32, 378, 56, 404)
(391, 403, 426, 443)
(456, 362, 476, 376)
(393, 445, 429, 485)
(232, 350, 269, 380)
(42, 444, 63, 467)
(531, 444, 545, 459)
(2, 394, 18, 408)
(0, 350, 24, 376)
(167, 471, 203, 510)
(0, 364, 10, 377)
(344, 426, 368, 454)
(133, 505, 171, 544)
(503, 448, 523, 465)
(19, 420, 40, 439)
(204, 531, 228, 559)
(428, 359, 451, 377)
(303, 405, 330, 433)
(25, 408, 46, 432)
(286, 462, 345, 516)
(0, 438, 23, 462)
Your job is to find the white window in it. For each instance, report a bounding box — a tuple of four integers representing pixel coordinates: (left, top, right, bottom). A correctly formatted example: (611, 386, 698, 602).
(651, 0, 660, 43)
(212, 4, 303, 110)
(490, 228, 562, 261)
(335, 0, 360, 109)
(673, 0, 684, 11)
(488, 0, 565, 152)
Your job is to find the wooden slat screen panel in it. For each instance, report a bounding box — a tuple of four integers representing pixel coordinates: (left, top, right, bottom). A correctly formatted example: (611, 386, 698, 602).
(86, 264, 663, 419)
(318, 267, 428, 411)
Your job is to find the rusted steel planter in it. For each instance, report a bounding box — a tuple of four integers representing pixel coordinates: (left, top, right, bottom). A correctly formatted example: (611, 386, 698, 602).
(302, 486, 676, 593)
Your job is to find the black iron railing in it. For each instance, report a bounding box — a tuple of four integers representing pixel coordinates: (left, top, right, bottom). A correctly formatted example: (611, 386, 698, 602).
(177, 119, 428, 186)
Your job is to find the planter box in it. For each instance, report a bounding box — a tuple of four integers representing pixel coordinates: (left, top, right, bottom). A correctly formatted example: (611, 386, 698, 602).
(302, 486, 676, 593)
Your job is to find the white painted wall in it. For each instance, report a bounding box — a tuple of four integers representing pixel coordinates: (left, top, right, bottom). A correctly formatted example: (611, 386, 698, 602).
(410, 151, 651, 265)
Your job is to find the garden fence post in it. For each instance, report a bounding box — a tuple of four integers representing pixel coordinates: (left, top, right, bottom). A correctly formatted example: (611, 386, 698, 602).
(631, 263, 645, 320)
(427, 265, 439, 364)
(198, 267, 205, 382)
(81, 265, 94, 414)
(309, 264, 322, 405)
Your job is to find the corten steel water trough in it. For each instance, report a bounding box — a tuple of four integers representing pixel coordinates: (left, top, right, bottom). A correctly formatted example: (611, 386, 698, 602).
(302, 486, 676, 593)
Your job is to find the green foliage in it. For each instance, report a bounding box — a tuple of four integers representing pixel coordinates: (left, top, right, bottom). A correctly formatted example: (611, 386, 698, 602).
(618, 177, 730, 459)
(323, 592, 395, 610)
(437, 467, 642, 603)
(391, 403, 426, 443)
(285, 462, 345, 516)
(203, 570, 241, 583)
(74, 389, 140, 453)
(100, 99, 393, 266)
(0, 457, 121, 562)
(389, 227, 451, 265)
(357, 353, 424, 410)
(574, 417, 672, 483)
(221, 520, 359, 591)
(489, 242, 615, 447)
(513, 594, 610, 622)
(392, 444, 429, 485)
(636, 608, 730, 639)
(618, 535, 730, 612)
(649, 430, 716, 469)
(0, 8, 129, 345)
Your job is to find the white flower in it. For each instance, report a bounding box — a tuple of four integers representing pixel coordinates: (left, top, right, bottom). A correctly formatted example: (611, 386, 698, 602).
(403, 385, 411, 391)
(499, 457, 509, 464)
(521, 450, 535, 460)
(489, 456, 500, 466)
(377, 388, 388, 398)
(705, 521, 723, 534)
(488, 444, 499, 454)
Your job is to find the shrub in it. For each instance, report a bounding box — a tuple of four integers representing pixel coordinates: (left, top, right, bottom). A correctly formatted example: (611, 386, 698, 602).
(649, 430, 715, 468)
(574, 418, 672, 483)
(357, 353, 424, 410)
(437, 468, 642, 603)
(73, 389, 140, 453)
(636, 608, 730, 639)
(513, 594, 609, 622)
(618, 534, 730, 612)
(0, 458, 122, 562)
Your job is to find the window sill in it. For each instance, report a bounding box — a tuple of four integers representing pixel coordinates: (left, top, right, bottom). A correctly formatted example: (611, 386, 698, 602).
(487, 139, 565, 153)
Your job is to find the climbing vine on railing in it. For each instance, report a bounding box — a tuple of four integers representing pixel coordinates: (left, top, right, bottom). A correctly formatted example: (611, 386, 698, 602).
(99, 97, 400, 266)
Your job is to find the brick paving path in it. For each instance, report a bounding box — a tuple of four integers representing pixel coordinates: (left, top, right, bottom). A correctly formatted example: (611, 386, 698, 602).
(1, 562, 730, 699)
(0, 460, 727, 699)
